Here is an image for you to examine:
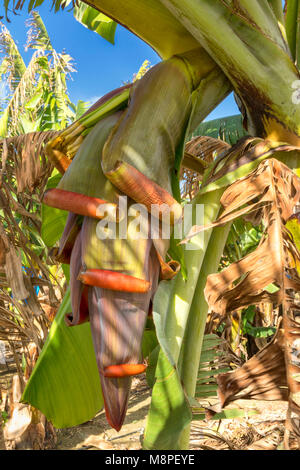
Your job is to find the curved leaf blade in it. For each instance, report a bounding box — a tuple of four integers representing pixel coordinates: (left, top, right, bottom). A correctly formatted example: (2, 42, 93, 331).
(22, 289, 103, 428)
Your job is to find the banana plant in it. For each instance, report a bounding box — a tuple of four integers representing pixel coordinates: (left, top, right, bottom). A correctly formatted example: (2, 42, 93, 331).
(192, 114, 247, 146)
(39, 45, 230, 433)
(0, 12, 76, 137)
(3, 0, 300, 450)
(0, 11, 93, 448)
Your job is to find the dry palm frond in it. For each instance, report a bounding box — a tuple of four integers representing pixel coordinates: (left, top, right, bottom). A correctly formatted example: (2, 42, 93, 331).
(0, 13, 74, 449)
(198, 137, 300, 195)
(0, 14, 75, 377)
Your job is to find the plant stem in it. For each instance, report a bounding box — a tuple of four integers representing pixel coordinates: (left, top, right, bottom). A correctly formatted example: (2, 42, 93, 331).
(178, 222, 231, 448)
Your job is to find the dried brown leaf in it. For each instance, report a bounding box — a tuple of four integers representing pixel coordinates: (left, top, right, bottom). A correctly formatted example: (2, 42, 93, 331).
(185, 135, 230, 165)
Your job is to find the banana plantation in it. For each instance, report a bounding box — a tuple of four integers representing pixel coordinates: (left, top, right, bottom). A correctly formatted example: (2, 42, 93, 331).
(0, 0, 300, 452)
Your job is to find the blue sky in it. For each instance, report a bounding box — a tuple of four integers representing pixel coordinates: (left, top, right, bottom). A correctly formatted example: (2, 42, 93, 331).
(6, 3, 239, 120)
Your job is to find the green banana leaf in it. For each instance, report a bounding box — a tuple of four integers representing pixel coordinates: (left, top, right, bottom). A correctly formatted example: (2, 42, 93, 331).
(22, 285, 160, 429)
(73, 3, 117, 45)
(21, 288, 104, 428)
(41, 173, 68, 247)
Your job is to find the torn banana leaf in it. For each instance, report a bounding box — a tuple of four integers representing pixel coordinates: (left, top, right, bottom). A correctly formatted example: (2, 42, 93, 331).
(21, 285, 158, 430)
(41, 173, 67, 247)
(203, 159, 300, 314)
(217, 330, 288, 407)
